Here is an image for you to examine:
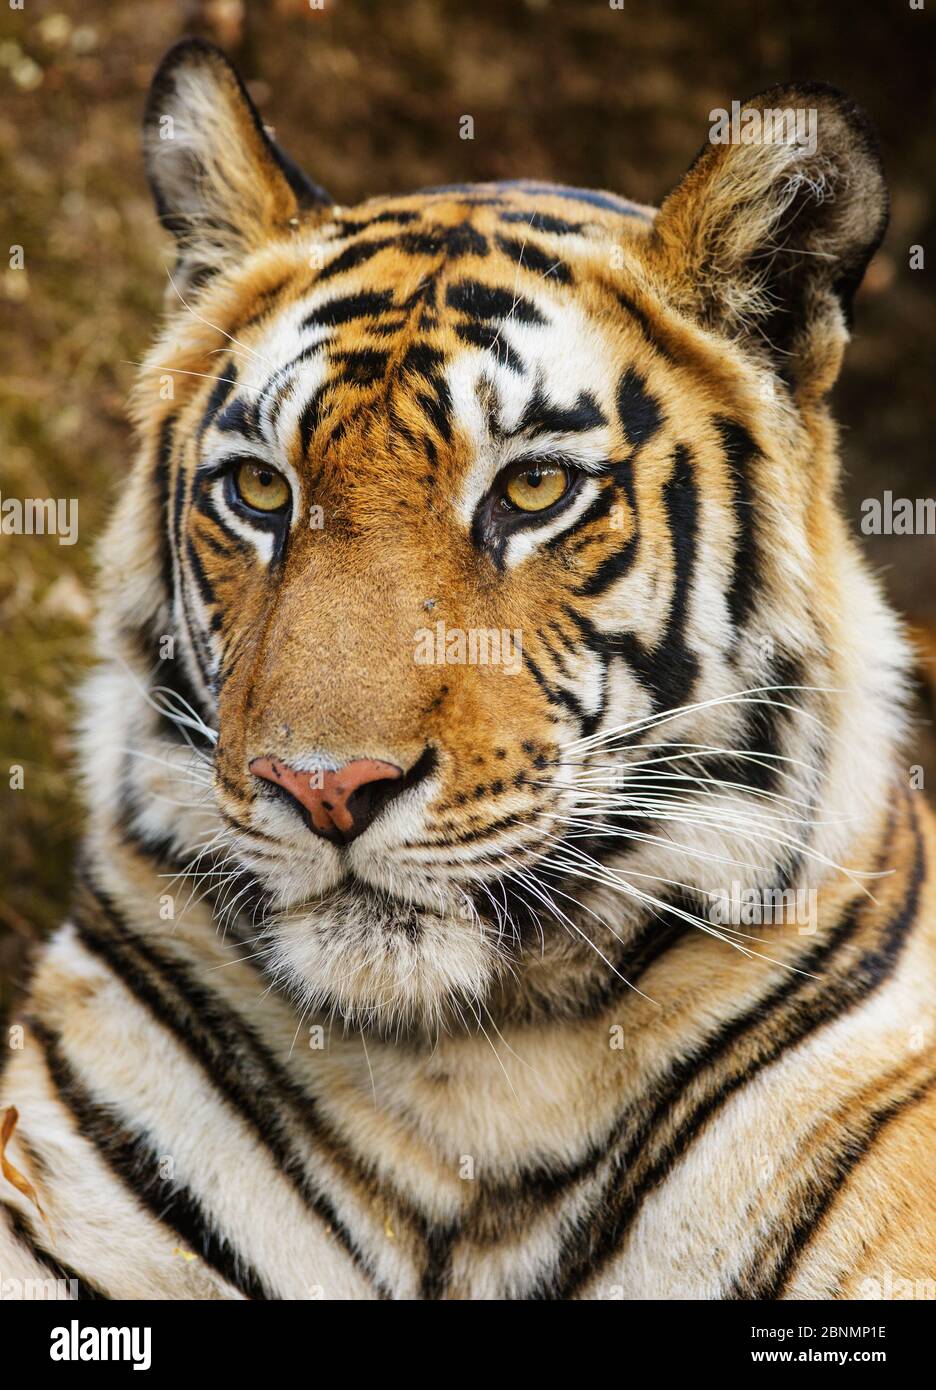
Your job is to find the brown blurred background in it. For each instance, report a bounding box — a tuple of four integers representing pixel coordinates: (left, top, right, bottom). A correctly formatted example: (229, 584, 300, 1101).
(1, 0, 934, 1010)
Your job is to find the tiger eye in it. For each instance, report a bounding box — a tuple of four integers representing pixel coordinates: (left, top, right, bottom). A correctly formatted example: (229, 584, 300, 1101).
(234, 461, 290, 513)
(504, 464, 569, 513)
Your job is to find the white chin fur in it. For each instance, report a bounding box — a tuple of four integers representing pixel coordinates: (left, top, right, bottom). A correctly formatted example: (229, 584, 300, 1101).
(260, 886, 504, 1034)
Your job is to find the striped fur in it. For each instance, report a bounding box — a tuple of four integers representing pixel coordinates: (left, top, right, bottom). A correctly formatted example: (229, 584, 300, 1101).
(2, 44, 934, 1300)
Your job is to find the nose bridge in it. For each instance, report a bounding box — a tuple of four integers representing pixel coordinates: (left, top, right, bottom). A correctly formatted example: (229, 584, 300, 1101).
(244, 541, 437, 762)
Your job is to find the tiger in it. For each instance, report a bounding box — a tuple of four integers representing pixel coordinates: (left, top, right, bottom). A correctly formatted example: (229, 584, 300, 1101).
(1, 38, 934, 1302)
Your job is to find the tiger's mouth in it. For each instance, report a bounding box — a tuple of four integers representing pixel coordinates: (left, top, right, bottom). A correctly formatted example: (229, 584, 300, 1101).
(338, 867, 543, 938)
(326, 877, 463, 935)
(252, 865, 512, 1033)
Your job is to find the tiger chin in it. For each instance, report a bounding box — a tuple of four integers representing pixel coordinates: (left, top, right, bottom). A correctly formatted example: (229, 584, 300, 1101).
(2, 39, 935, 1301)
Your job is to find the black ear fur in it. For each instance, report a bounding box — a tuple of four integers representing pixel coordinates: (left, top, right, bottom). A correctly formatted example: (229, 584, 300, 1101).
(269, 138, 332, 215)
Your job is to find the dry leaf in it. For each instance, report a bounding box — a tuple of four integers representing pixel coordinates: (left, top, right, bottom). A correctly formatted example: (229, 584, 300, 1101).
(0, 1106, 48, 1226)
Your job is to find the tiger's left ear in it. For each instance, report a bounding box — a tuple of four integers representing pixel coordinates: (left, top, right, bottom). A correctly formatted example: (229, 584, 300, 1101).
(648, 84, 888, 396)
(143, 39, 331, 284)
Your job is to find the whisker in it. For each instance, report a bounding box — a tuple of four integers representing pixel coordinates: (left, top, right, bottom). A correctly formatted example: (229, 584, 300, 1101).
(166, 265, 278, 370)
(562, 685, 838, 754)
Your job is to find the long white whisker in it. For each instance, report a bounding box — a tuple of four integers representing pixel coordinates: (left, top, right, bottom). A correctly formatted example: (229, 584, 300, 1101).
(562, 685, 837, 754)
(166, 266, 278, 370)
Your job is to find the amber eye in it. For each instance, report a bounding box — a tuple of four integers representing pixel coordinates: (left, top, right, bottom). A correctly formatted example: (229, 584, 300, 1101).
(504, 463, 569, 513)
(234, 460, 290, 513)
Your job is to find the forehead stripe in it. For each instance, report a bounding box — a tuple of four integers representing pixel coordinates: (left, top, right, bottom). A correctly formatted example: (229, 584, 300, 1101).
(498, 209, 585, 236)
(446, 279, 547, 326)
(453, 322, 526, 375)
(617, 367, 663, 449)
(495, 234, 573, 285)
(398, 224, 489, 258)
(517, 386, 606, 436)
(300, 289, 396, 329)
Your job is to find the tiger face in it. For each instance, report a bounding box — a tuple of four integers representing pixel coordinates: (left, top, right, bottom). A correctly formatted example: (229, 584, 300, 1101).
(114, 42, 890, 1032)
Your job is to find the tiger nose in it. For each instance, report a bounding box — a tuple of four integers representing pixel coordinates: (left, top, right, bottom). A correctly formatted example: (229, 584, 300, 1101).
(248, 756, 405, 844)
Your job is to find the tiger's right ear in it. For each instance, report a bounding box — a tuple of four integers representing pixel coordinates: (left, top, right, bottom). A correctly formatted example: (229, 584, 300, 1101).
(143, 40, 331, 283)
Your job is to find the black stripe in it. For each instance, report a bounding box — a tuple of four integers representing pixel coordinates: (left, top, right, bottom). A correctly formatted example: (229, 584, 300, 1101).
(236, 278, 292, 332)
(259, 342, 321, 394)
(499, 209, 585, 236)
(140, 619, 215, 752)
(298, 388, 326, 457)
(649, 442, 699, 711)
(495, 234, 573, 284)
(170, 448, 209, 682)
(171, 451, 187, 577)
(400, 343, 446, 378)
(750, 1068, 936, 1300)
(715, 416, 760, 634)
(415, 374, 455, 441)
(215, 394, 261, 441)
(446, 279, 547, 326)
(184, 532, 218, 612)
(453, 322, 526, 374)
(3, 1202, 109, 1300)
(115, 751, 189, 866)
(542, 798, 922, 1298)
(399, 223, 489, 258)
(616, 292, 675, 361)
(553, 488, 622, 561)
(419, 1222, 459, 1300)
(616, 366, 663, 449)
(197, 361, 238, 441)
(570, 446, 698, 711)
(565, 453, 638, 577)
(517, 384, 606, 436)
(523, 650, 592, 734)
(169, 439, 215, 694)
(190, 490, 251, 554)
(425, 808, 539, 848)
(594, 444, 697, 708)
(330, 210, 418, 235)
(545, 618, 581, 654)
(317, 237, 394, 282)
(498, 182, 652, 218)
(153, 415, 176, 601)
(700, 648, 805, 798)
(536, 625, 573, 679)
(331, 347, 390, 387)
(71, 873, 391, 1294)
(300, 289, 395, 329)
(27, 1017, 269, 1300)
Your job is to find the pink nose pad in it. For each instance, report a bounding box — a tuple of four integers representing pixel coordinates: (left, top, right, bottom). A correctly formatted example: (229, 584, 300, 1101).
(249, 756, 404, 843)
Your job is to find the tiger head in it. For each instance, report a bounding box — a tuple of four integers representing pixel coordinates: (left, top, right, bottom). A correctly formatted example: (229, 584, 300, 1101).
(93, 40, 901, 1033)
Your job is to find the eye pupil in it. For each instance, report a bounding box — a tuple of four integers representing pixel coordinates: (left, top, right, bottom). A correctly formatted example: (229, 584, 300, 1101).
(528, 470, 542, 487)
